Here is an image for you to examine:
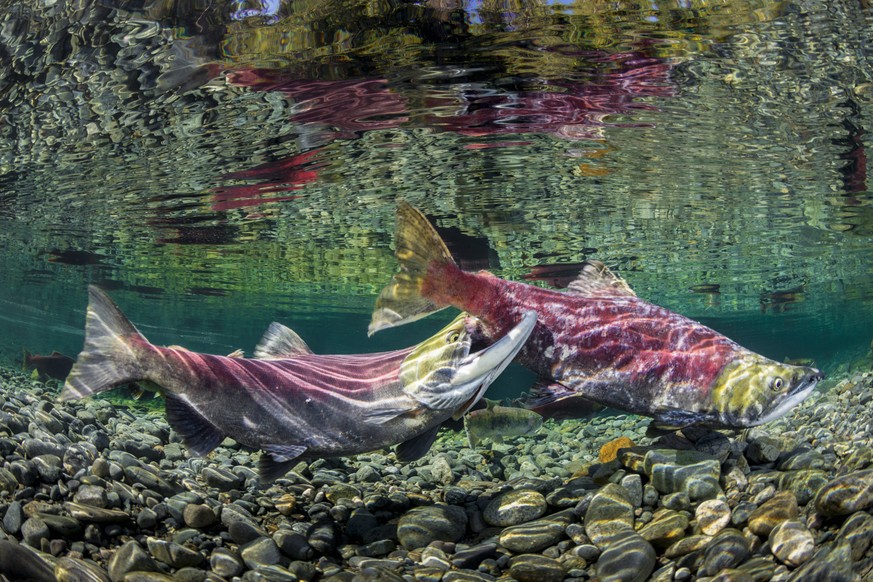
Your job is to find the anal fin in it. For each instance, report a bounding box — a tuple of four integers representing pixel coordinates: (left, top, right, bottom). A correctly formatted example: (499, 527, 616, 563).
(164, 393, 225, 456)
(259, 444, 308, 484)
(394, 425, 440, 463)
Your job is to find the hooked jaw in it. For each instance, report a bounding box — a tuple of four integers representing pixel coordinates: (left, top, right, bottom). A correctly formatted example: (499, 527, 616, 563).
(749, 367, 824, 426)
(450, 311, 537, 417)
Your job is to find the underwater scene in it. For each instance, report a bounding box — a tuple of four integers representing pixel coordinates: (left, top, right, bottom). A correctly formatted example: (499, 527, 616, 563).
(1, 0, 873, 580)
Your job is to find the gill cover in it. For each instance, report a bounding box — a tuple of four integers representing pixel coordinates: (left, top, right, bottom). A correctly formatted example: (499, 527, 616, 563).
(709, 355, 822, 427)
(401, 311, 537, 416)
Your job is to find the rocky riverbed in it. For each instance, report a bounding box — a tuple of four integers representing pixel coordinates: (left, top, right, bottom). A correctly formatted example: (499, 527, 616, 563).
(0, 354, 871, 582)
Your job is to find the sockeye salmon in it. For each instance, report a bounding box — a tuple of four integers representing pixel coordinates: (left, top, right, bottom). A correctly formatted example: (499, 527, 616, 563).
(61, 286, 536, 482)
(369, 201, 823, 429)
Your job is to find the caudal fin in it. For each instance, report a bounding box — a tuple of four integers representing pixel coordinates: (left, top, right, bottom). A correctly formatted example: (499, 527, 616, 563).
(60, 286, 149, 401)
(369, 200, 455, 335)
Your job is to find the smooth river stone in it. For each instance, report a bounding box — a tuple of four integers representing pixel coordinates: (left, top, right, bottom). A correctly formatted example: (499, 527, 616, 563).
(643, 449, 721, 501)
(695, 498, 731, 536)
(482, 489, 547, 527)
(637, 508, 689, 549)
(769, 519, 815, 567)
(584, 483, 634, 547)
(508, 554, 564, 582)
(64, 502, 130, 523)
(835, 511, 873, 561)
(594, 528, 657, 582)
(498, 510, 574, 554)
(700, 528, 750, 577)
(814, 469, 873, 517)
(54, 557, 111, 582)
(747, 491, 799, 537)
(107, 540, 162, 581)
(785, 541, 857, 581)
(778, 469, 829, 506)
(397, 504, 468, 550)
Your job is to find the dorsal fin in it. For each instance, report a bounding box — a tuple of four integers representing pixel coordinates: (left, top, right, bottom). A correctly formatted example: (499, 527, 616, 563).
(566, 260, 636, 298)
(254, 322, 313, 359)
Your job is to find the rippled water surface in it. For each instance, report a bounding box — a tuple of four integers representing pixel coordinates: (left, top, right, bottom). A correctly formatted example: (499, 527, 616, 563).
(1, 0, 871, 387)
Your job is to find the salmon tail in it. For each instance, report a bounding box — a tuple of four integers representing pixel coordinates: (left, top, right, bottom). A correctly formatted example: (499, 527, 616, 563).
(369, 200, 456, 335)
(60, 286, 149, 401)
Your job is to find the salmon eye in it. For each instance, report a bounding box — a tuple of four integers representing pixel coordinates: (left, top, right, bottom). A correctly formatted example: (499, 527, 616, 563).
(770, 377, 784, 390)
(446, 332, 460, 343)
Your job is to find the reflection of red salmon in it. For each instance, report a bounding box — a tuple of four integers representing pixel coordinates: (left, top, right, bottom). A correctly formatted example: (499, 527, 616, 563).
(212, 150, 321, 211)
(24, 350, 75, 381)
(523, 262, 590, 289)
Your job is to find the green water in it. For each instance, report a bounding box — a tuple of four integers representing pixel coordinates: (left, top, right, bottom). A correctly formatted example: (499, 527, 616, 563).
(1, 0, 871, 396)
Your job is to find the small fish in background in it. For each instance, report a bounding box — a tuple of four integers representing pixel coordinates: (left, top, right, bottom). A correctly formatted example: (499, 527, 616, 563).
(516, 381, 604, 421)
(23, 350, 75, 381)
(61, 286, 535, 483)
(464, 399, 544, 447)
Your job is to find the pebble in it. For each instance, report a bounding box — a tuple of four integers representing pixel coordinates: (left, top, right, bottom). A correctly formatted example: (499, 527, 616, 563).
(700, 528, 750, 576)
(638, 508, 689, 549)
(594, 527, 657, 582)
(769, 519, 815, 567)
(747, 491, 799, 536)
(813, 469, 873, 516)
(584, 483, 634, 546)
(695, 498, 731, 535)
(397, 504, 467, 550)
(498, 511, 573, 553)
(508, 554, 565, 582)
(482, 489, 547, 526)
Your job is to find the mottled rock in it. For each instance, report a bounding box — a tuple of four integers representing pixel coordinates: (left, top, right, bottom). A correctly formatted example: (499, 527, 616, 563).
(146, 537, 204, 568)
(696, 498, 731, 536)
(64, 502, 130, 523)
(747, 491, 799, 536)
(0, 539, 56, 582)
(744, 435, 782, 465)
(397, 504, 467, 550)
(307, 519, 341, 555)
(21, 516, 50, 547)
(814, 469, 873, 517)
(54, 557, 111, 582)
(183, 504, 216, 529)
(201, 466, 245, 491)
(74, 485, 109, 508)
(595, 528, 657, 582)
(107, 540, 162, 582)
(769, 520, 815, 567)
(2, 500, 24, 534)
(498, 511, 573, 554)
(700, 529, 750, 576)
(210, 547, 244, 578)
(585, 483, 634, 547)
(787, 541, 857, 582)
(124, 466, 179, 497)
(240, 537, 284, 569)
(620, 473, 643, 507)
(482, 489, 547, 527)
(638, 508, 689, 549)
(644, 449, 721, 501)
(778, 470, 829, 506)
(835, 510, 873, 561)
(509, 554, 564, 582)
(274, 530, 315, 561)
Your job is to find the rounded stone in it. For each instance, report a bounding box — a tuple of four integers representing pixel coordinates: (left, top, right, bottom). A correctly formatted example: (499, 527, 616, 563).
(498, 512, 574, 554)
(814, 469, 873, 517)
(637, 508, 689, 549)
(483, 489, 547, 527)
(769, 520, 815, 567)
(240, 537, 283, 569)
(594, 528, 656, 582)
(701, 529, 750, 576)
(584, 483, 634, 547)
(695, 498, 731, 536)
(183, 504, 217, 529)
(397, 504, 468, 550)
(748, 491, 799, 536)
(509, 554, 565, 582)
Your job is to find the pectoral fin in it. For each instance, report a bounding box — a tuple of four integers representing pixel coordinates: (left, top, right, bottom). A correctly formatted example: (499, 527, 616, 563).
(394, 425, 440, 463)
(164, 393, 225, 456)
(259, 444, 308, 483)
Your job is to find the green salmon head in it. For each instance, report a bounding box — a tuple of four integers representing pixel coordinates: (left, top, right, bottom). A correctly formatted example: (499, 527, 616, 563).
(710, 355, 823, 427)
(399, 311, 536, 416)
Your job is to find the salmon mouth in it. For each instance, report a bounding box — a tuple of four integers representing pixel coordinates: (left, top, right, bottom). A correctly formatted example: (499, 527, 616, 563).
(753, 367, 824, 426)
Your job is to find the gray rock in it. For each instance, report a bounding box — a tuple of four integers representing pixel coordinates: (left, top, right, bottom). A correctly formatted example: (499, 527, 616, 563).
(509, 554, 564, 582)
(64, 502, 129, 523)
(620, 474, 643, 507)
(21, 516, 50, 548)
(835, 510, 873, 561)
(594, 528, 657, 582)
(74, 484, 109, 508)
(700, 528, 750, 576)
(32, 454, 63, 482)
(397, 504, 467, 550)
(241, 537, 284, 569)
(695, 498, 731, 536)
(0, 467, 19, 493)
(53, 556, 111, 582)
(745, 435, 783, 465)
(38, 513, 83, 537)
(63, 444, 97, 475)
(274, 530, 315, 561)
(0, 539, 56, 582)
(787, 541, 857, 582)
(482, 489, 547, 527)
(346, 508, 379, 541)
(814, 469, 873, 517)
(451, 542, 498, 569)
(769, 519, 815, 567)
(584, 483, 634, 547)
(124, 466, 179, 497)
(637, 508, 689, 549)
(498, 510, 573, 554)
(644, 449, 721, 501)
(210, 547, 244, 578)
(778, 470, 829, 505)
(183, 503, 216, 529)
(202, 466, 245, 491)
(307, 519, 341, 555)
(2, 500, 24, 534)
(146, 537, 204, 568)
(430, 455, 455, 485)
(107, 540, 162, 582)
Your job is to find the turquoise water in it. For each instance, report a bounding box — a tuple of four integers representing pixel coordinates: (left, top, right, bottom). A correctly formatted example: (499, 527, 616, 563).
(0, 0, 871, 396)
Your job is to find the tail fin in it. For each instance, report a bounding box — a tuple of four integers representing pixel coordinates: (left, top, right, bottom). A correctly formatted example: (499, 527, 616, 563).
(369, 200, 456, 335)
(60, 286, 149, 401)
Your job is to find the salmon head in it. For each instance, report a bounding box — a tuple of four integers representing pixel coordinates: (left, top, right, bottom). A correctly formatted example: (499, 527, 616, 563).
(708, 354, 823, 427)
(398, 310, 537, 417)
